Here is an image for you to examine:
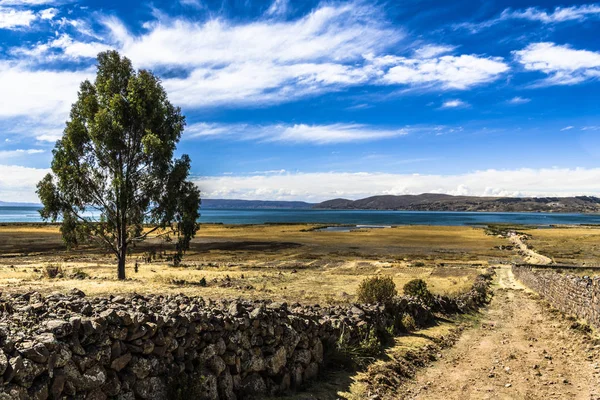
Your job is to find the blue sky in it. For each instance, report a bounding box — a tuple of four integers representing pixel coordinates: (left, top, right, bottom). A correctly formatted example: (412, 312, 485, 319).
(1, 0, 600, 202)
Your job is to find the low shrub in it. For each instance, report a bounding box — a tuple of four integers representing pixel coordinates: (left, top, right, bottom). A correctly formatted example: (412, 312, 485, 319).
(357, 276, 397, 304)
(401, 314, 417, 332)
(403, 279, 433, 306)
(43, 264, 63, 279)
(70, 268, 89, 280)
(328, 326, 383, 370)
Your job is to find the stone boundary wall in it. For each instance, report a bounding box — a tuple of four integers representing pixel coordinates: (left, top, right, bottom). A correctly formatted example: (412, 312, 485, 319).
(0, 272, 492, 400)
(513, 264, 600, 329)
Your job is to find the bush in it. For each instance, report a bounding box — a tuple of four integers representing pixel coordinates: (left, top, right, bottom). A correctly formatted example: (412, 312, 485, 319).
(43, 264, 63, 279)
(403, 279, 433, 305)
(328, 326, 382, 370)
(69, 268, 89, 280)
(357, 276, 397, 304)
(401, 314, 417, 332)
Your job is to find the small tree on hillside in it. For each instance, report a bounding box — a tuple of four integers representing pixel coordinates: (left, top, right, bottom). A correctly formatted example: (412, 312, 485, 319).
(37, 50, 201, 280)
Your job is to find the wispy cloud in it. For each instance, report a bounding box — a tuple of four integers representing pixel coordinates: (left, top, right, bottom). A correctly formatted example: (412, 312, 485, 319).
(507, 96, 531, 104)
(6, 2, 510, 112)
(265, 0, 288, 17)
(440, 99, 468, 108)
(456, 4, 600, 32)
(513, 42, 600, 86)
(561, 126, 574, 131)
(186, 122, 410, 144)
(503, 4, 600, 23)
(413, 44, 456, 59)
(0, 0, 62, 4)
(0, 148, 44, 158)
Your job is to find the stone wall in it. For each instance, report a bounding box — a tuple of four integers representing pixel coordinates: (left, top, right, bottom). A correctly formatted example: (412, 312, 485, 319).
(0, 272, 492, 400)
(512, 264, 600, 329)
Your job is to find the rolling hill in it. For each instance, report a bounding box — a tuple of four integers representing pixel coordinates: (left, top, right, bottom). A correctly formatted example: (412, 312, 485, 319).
(314, 194, 600, 213)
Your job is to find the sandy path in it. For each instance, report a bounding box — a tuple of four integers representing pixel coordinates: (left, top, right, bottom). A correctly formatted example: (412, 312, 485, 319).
(509, 232, 553, 265)
(402, 266, 600, 400)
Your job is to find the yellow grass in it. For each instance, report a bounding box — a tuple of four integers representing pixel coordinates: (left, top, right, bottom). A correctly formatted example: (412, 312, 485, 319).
(524, 226, 600, 266)
(0, 223, 508, 303)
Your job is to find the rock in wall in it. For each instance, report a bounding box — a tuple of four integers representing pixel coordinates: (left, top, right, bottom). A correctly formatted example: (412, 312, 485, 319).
(0, 271, 493, 400)
(513, 264, 600, 329)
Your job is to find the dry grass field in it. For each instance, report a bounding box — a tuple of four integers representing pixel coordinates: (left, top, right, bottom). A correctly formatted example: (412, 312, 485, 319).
(524, 226, 600, 266)
(0, 223, 512, 304)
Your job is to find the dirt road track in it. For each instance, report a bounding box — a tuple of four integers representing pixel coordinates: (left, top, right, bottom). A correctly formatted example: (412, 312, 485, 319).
(509, 233, 553, 265)
(403, 266, 600, 400)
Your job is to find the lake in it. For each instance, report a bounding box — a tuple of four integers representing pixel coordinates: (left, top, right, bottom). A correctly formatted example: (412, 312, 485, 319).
(2, 206, 600, 226)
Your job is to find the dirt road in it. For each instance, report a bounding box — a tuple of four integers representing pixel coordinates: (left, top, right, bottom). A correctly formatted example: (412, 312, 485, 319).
(509, 232, 553, 265)
(402, 266, 600, 399)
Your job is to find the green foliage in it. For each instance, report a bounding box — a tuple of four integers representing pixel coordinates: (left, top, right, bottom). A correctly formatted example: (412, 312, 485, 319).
(403, 279, 433, 306)
(357, 276, 397, 304)
(199, 276, 207, 287)
(401, 314, 417, 332)
(36, 51, 201, 280)
(329, 326, 383, 370)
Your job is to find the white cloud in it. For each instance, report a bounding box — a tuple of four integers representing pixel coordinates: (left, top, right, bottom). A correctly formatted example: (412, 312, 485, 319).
(0, 0, 59, 4)
(195, 168, 600, 201)
(0, 148, 44, 158)
(507, 96, 531, 104)
(0, 6, 36, 29)
(49, 34, 112, 58)
(186, 122, 409, 144)
(7, 165, 600, 203)
(4, 2, 512, 112)
(561, 126, 574, 131)
(0, 61, 91, 141)
(266, 0, 288, 17)
(513, 42, 600, 86)
(106, 5, 398, 69)
(413, 44, 455, 59)
(456, 4, 600, 32)
(39, 7, 57, 20)
(502, 4, 600, 23)
(179, 0, 204, 8)
(441, 99, 468, 108)
(0, 164, 49, 203)
(0, 61, 91, 118)
(382, 54, 509, 90)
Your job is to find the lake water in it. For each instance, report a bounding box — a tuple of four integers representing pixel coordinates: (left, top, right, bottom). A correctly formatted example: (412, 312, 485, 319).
(3, 206, 600, 226)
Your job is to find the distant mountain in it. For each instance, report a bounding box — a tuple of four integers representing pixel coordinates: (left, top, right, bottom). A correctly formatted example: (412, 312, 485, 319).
(0, 201, 41, 207)
(202, 199, 315, 209)
(314, 194, 600, 213)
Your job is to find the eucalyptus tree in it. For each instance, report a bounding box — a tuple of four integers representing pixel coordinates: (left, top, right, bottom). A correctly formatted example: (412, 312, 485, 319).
(37, 50, 201, 280)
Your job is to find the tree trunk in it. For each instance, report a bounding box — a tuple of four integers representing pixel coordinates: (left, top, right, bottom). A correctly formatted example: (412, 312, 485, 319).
(117, 244, 127, 280)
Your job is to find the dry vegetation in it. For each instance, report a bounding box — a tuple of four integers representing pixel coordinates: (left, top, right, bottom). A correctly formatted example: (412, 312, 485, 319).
(524, 225, 600, 266)
(0, 223, 510, 304)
